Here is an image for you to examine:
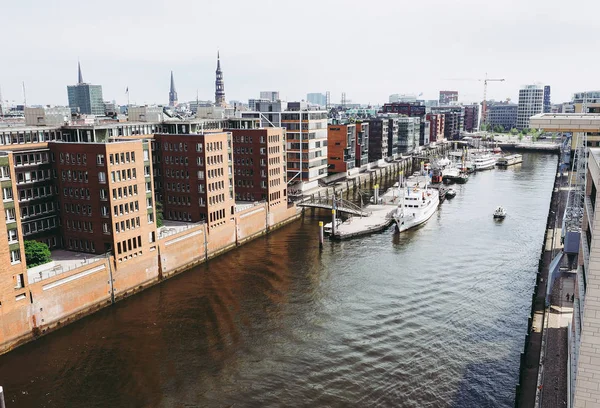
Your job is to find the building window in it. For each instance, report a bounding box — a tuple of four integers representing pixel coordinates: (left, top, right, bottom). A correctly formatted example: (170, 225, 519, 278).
(10, 249, 21, 264)
(2, 187, 13, 201)
(97, 154, 105, 165)
(98, 172, 106, 183)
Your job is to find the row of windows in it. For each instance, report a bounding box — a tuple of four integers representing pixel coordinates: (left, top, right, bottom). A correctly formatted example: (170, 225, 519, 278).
(268, 157, 281, 166)
(210, 208, 227, 225)
(209, 180, 224, 192)
(236, 168, 254, 177)
(16, 152, 51, 166)
(117, 235, 142, 255)
(236, 179, 254, 188)
(113, 201, 139, 217)
(63, 187, 91, 199)
(19, 186, 54, 201)
(166, 169, 190, 179)
(0, 131, 61, 146)
(269, 167, 281, 177)
(269, 179, 281, 188)
(20, 202, 56, 219)
(109, 151, 136, 165)
(167, 195, 191, 206)
(115, 217, 141, 233)
(167, 210, 192, 221)
(61, 170, 89, 183)
(59, 153, 87, 166)
(234, 135, 253, 144)
(66, 220, 94, 232)
(166, 183, 190, 193)
(209, 193, 225, 206)
(112, 185, 139, 200)
(64, 203, 93, 216)
(207, 168, 223, 178)
(111, 168, 137, 183)
(236, 158, 254, 166)
(22, 217, 57, 236)
(163, 142, 189, 152)
(67, 239, 96, 254)
(17, 169, 52, 184)
(269, 191, 283, 202)
(234, 147, 254, 155)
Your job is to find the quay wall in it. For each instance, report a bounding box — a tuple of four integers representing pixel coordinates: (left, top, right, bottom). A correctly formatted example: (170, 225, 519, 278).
(514, 158, 562, 407)
(0, 202, 301, 355)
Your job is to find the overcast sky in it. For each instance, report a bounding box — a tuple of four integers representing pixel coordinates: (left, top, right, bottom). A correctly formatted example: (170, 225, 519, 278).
(1, 0, 597, 107)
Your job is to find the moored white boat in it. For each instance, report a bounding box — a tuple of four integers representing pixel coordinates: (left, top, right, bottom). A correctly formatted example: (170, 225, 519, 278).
(471, 153, 496, 171)
(493, 206, 507, 219)
(393, 183, 440, 232)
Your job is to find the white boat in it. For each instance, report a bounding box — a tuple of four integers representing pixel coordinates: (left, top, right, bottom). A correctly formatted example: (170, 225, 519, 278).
(471, 153, 496, 171)
(393, 183, 439, 232)
(493, 206, 507, 219)
(446, 188, 456, 199)
(496, 154, 523, 167)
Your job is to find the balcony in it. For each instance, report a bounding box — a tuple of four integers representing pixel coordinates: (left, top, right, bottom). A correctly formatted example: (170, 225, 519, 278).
(585, 195, 595, 231)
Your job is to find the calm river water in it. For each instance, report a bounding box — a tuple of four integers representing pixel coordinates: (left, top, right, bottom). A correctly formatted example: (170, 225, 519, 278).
(0, 153, 557, 408)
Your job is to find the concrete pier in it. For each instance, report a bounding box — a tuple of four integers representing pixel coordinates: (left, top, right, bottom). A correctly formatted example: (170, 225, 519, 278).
(330, 205, 396, 239)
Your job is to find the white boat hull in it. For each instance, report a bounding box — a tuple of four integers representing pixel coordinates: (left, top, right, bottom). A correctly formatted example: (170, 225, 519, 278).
(393, 194, 439, 232)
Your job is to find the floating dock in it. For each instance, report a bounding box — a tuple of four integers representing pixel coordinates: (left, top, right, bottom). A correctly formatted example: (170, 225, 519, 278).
(331, 205, 396, 239)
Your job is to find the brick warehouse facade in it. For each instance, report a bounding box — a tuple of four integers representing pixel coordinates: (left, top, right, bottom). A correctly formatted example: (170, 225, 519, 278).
(151, 132, 234, 231)
(0, 133, 300, 355)
(229, 128, 287, 208)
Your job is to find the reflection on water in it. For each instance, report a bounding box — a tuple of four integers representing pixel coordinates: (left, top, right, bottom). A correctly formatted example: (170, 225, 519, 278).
(0, 153, 557, 408)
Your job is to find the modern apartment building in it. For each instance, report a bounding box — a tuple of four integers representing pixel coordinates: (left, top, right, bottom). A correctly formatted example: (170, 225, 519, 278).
(151, 133, 233, 230)
(281, 104, 328, 191)
(439, 91, 459, 105)
(327, 123, 356, 174)
(426, 113, 445, 143)
(431, 107, 463, 140)
(463, 105, 479, 132)
(517, 85, 545, 130)
(543, 85, 551, 113)
(573, 91, 600, 114)
(67, 63, 105, 116)
(486, 102, 518, 131)
(229, 128, 287, 207)
(367, 118, 389, 163)
(397, 117, 420, 154)
(355, 122, 369, 168)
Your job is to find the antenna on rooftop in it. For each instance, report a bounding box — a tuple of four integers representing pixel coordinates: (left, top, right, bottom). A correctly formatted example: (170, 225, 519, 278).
(22, 82, 27, 107)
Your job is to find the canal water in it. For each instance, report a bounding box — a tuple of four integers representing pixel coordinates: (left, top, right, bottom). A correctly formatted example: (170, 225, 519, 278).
(0, 153, 557, 408)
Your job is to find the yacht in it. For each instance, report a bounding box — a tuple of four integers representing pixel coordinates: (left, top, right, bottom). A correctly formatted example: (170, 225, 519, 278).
(393, 183, 440, 232)
(471, 153, 497, 171)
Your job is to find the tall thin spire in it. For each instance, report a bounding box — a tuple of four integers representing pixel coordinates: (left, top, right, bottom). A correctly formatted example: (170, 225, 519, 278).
(215, 51, 225, 107)
(78, 61, 84, 84)
(169, 71, 178, 107)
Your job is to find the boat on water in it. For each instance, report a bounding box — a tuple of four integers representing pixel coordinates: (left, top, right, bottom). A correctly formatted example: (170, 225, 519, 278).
(446, 188, 456, 199)
(393, 182, 440, 232)
(496, 153, 523, 167)
(471, 153, 496, 171)
(493, 206, 507, 219)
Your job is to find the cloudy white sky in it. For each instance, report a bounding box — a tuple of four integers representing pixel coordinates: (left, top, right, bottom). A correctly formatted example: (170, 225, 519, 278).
(1, 0, 597, 107)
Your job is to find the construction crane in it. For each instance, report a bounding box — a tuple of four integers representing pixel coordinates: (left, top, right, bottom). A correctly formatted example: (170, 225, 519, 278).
(480, 74, 505, 125)
(442, 74, 505, 128)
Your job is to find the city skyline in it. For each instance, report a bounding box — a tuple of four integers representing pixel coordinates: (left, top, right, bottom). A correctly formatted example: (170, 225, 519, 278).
(2, 0, 598, 106)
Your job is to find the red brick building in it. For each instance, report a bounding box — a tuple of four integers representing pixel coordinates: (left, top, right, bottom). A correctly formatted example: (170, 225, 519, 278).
(426, 113, 445, 143)
(229, 128, 287, 208)
(49, 140, 157, 260)
(152, 133, 234, 231)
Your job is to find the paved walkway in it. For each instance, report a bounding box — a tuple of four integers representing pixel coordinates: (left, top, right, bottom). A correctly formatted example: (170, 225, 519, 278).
(540, 269, 575, 407)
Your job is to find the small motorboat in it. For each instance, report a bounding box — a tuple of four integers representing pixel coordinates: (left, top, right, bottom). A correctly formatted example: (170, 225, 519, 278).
(445, 188, 456, 199)
(493, 206, 507, 219)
